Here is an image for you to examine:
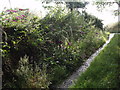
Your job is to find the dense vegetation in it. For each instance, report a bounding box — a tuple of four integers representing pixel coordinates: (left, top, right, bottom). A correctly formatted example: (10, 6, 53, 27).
(1, 7, 108, 88)
(106, 22, 120, 33)
(70, 34, 120, 88)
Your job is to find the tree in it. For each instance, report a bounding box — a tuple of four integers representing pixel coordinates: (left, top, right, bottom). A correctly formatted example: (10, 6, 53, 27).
(82, 11, 103, 30)
(66, 2, 89, 12)
(95, 0, 120, 15)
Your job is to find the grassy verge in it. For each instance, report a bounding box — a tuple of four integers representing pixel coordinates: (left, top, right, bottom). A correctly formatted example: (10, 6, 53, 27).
(70, 34, 120, 88)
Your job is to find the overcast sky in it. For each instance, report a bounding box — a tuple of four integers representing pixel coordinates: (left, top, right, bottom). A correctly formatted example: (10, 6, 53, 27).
(85, 1, 118, 26)
(0, 0, 119, 26)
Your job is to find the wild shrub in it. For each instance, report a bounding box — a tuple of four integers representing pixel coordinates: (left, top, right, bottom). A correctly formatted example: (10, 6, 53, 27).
(82, 11, 103, 30)
(16, 55, 51, 88)
(1, 7, 108, 88)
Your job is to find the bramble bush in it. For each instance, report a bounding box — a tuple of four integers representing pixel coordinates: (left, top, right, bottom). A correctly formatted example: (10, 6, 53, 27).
(1, 7, 108, 88)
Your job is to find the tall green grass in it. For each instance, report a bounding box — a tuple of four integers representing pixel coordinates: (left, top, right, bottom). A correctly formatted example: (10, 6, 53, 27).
(70, 34, 120, 88)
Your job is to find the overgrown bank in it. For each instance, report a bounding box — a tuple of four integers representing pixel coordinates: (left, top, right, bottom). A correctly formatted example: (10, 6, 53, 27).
(1, 7, 108, 88)
(70, 34, 120, 88)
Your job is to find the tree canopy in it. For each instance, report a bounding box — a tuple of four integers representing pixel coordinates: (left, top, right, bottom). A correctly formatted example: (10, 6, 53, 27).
(66, 2, 89, 11)
(95, 0, 120, 15)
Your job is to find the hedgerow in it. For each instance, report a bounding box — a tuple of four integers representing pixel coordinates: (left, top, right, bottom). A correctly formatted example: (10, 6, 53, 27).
(1, 7, 108, 88)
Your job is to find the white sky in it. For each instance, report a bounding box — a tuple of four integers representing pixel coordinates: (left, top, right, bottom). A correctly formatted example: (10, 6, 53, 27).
(0, 0, 119, 26)
(0, 0, 46, 17)
(85, 0, 118, 27)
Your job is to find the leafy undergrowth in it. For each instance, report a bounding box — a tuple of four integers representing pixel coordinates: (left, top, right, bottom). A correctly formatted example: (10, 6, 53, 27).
(70, 34, 120, 88)
(1, 7, 108, 88)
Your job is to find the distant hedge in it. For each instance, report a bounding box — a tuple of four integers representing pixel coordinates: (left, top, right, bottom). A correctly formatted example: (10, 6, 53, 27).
(106, 22, 120, 33)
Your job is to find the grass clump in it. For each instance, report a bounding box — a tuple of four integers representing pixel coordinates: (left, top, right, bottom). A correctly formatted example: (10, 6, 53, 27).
(70, 34, 120, 88)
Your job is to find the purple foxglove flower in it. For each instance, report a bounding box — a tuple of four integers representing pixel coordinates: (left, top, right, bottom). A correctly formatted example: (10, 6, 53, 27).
(12, 10, 18, 12)
(21, 15, 26, 17)
(16, 17, 19, 19)
(19, 9, 24, 11)
(6, 10, 11, 12)
(68, 42, 72, 45)
(80, 31, 85, 34)
(59, 41, 63, 44)
(16, 16, 23, 19)
(12, 20, 17, 22)
(56, 41, 63, 44)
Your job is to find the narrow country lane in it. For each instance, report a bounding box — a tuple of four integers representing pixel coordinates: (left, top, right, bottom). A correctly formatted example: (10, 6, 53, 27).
(57, 33, 116, 88)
